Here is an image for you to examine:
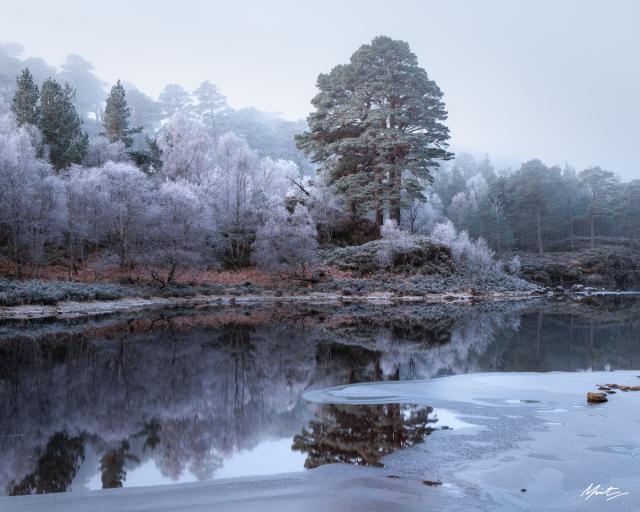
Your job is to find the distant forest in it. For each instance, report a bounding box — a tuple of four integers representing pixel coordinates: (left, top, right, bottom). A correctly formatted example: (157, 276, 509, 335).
(0, 42, 309, 170)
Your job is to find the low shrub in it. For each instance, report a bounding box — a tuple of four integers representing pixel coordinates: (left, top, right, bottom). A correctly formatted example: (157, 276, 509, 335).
(0, 279, 134, 306)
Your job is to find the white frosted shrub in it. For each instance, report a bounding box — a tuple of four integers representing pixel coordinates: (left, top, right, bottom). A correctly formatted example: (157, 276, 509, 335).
(507, 255, 522, 275)
(430, 221, 501, 275)
(252, 204, 318, 275)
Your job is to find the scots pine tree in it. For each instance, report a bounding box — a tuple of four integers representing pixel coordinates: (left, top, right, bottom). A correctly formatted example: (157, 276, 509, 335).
(193, 81, 228, 141)
(12, 68, 40, 126)
(103, 80, 140, 147)
(578, 167, 618, 248)
(297, 36, 452, 227)
(39, 78, 88, 170)
(159, 84, 192, 118)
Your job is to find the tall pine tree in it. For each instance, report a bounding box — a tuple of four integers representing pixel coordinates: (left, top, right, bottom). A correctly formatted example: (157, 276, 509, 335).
(103, 80, 139, 147)
(297, 36, 452, 227)
(11, 68, 40, 126)
(193, 81, 228, 142)
(39, 78, 88, 171)
(578, 167, 618, 248)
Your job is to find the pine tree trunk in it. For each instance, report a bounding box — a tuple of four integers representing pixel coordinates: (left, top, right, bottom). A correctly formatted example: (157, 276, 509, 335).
(373, 165, 383, 228)
(590, 216, 595, 249)
(536, 206, 543, 255)
(375, 207, 383, 228)
(569, 209, 574, 252)
(535, 312, 542, 369)
(389, 169, 402, 224)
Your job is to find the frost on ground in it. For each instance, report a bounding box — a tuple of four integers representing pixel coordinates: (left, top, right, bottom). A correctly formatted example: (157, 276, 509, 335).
(0, 464, 437, 512)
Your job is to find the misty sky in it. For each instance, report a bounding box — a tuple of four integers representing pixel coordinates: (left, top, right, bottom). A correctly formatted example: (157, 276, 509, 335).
(1, 0, 638, 178)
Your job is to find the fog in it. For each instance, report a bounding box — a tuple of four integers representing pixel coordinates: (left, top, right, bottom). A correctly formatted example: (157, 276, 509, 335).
(1, 0, 638, 178)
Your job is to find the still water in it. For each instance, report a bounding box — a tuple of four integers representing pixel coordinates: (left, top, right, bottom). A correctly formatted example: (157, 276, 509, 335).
(1, 297, 639, 496)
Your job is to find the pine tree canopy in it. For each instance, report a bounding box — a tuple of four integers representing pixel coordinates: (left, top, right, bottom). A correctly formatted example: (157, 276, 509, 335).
(103, 80, 140, 147)
(38, 78, 88, 170)
(12, 68, 40, 126)
(296, 36, 452, 226)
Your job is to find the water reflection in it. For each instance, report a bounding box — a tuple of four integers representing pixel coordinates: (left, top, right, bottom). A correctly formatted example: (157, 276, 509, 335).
(1, 297, 640, 495)
(7, 432, 85, 496)
(293, 404, 436, 469)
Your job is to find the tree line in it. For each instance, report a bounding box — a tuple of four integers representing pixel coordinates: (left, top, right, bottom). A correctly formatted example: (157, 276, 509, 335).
(1, 35, 636, 285)
(1, 67, 325, 281)
(428, 154, 640, 255)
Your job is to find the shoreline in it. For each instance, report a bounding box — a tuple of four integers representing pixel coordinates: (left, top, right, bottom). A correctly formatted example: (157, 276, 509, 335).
(0, 289, 542, 320)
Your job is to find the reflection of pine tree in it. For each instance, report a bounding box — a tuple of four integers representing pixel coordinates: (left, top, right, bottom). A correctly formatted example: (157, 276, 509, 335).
(218, 325, 257, 454)
(7, 432, 85, 495)
(100, 440, 139, 489)
(137, 418, 161, 452)
(292, 404, 436, 469)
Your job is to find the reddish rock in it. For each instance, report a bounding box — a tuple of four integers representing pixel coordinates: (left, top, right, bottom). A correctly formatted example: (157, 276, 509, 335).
(587, 392, 608, 403)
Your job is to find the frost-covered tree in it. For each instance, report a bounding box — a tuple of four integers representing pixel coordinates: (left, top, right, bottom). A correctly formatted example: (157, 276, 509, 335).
(297, 36, 452, 226)
(38, 78, 88, 170)
(214, 132, 257, 221)
(144, 181, 211, 284)
(67, 162, 153, 268)
(82, 135, 130, 167)
(404, 187, 445, 235)
(252, 204, 318, 276)
(208, 132, 259, 265)
(65, 163, 113, 273)
(254, 156, 298, 203)
(11, 68, 39, 126)
(157, 113, 213, 184)
(159, 84, 192, 118)
(304, 171, 344, 243)
(430, 221, 498, 275)
(0, 113, 67, 276)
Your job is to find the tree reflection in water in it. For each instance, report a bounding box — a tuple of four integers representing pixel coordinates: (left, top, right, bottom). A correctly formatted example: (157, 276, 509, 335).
(292, 404, 437, 469)
(100, 440, 139, 489)
(2, 299, 640, 495)
(7, 433, 85, 496)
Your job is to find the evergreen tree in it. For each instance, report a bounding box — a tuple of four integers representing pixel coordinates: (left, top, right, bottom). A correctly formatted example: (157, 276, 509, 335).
(11, 68, 40, 126)
(618, 180, 640, 241)
(128, 135, 163, 176)
(103, 80, 140, 147)
(159, 84, 192, 118)
(561, 164, 581, 251)
(193, 80, 228, 141)
(38, 78, 88, 170)
(126, 86, 162, 133)
(578, 166, 618, 248)
(60, 54, 106, 120)
(297, 36, 452, 227)
(501, 160, 563, 254)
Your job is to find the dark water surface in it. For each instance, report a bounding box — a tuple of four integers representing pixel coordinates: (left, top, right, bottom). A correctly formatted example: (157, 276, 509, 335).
(1, 296, 639, 496)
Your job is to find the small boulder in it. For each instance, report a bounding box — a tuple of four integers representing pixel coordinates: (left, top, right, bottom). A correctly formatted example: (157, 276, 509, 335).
(587, 392, 608, 403)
